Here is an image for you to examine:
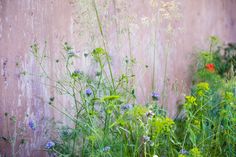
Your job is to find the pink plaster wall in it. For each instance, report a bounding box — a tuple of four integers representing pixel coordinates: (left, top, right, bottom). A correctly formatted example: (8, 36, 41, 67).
(0, 0, 236, 156)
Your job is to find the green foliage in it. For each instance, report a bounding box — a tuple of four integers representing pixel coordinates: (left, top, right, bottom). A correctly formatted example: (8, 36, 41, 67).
(28, 37, 235, 157)
(177, 37, 236, 157)
(29, 43, 179, 157)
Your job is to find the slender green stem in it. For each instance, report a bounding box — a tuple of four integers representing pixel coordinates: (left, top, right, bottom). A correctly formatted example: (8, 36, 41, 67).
(92, 0, 116, 92)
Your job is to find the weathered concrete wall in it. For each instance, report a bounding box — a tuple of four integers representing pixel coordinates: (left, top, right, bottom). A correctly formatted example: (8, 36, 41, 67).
(0, 0, 236, 156)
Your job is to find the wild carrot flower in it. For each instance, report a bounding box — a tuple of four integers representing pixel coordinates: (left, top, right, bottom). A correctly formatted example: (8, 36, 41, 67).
(45, 141, 55, 149)
(85, 88, 92, 96)
(205, 63, 215, 72)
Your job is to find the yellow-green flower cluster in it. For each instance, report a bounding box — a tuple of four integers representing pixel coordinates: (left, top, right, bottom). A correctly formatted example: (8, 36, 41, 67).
(184, 96, 197, 110)
(224, 92, 234, 101)
(192, 120, 201, 129)
(196, 82, 210, 96)
(150, 117, 175, 137)
(189, 147, 202, 157)
(186, 96, 197, 104)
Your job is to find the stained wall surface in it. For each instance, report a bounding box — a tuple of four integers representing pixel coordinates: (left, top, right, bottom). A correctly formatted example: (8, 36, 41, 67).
(0, 0, 236, 156)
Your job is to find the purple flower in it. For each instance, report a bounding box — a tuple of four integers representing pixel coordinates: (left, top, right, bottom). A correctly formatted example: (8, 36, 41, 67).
(28, 120, 36, 130)
(102, 146, 111, 152)
(73, 69, 81, 74)
(121, 104, 133, 111)
(85, 88, 92, 96)
(72, 69, 82, 79)
(179, 149, 189, 155)
(143, 136, 150, 142)
(152, 92, 159, 101)
(45, 141, 55, 149)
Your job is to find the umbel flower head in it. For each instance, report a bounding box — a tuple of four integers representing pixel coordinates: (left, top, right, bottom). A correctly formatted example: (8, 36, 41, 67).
(205, 63, 215, 72)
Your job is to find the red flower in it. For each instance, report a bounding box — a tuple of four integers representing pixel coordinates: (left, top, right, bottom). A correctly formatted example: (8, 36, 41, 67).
(205, 63, 215, 72)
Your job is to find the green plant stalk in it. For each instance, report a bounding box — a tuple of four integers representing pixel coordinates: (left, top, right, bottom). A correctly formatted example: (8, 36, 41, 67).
(11, 121, 17, 157)
(161, 45, 170, 109)
(152, 27, 158, 91)
(96, 54, 105, 90)
(92, 0, 115, 92)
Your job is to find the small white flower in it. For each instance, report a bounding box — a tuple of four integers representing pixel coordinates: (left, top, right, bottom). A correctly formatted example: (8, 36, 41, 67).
(153, 155, 158, 157)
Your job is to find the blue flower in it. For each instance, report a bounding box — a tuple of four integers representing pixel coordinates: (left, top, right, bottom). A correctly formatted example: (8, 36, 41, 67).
(102, 146, 111, 152)
(143, 136, 150, 142)
(179, 149, 189, 155)
(45, 141, 55, 149)
(152, 92, 159, 101)
(71, 70, 82, 79)
(121, 104, 133, 111)
(73, 69, 81, 74)
(28, 120, 36, 130)
(85, 88, 92, 96)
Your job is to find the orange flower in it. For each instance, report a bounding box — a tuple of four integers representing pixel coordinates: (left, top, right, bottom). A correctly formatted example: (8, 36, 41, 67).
(205, 63, 215, 72)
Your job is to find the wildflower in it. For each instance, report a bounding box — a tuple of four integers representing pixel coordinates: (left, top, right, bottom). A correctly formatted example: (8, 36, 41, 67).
(196, 82, 209, 91)
(28, 120, 36, 130)
(205, 63, 215, 72)
(73, 69, 81, 74)
(121, 104, 133, 111)
(162, 117, 175, 133)
(196, 82, 210, 96)
(85, 88, 92, 96)
(185, 96, 196, 104)
(179, 149, 189, 155)
(71, 69, 82, 79)
(146, 110, 155, 117)
(102, 146, 111, 152)
(185, 96, 197, 109)
(153, 155, 158, 157)
(143, 136, 150, 142)
(152, 92, 159, 101)
(189, 147, 202, 157)
(45, 141, 55, 149)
